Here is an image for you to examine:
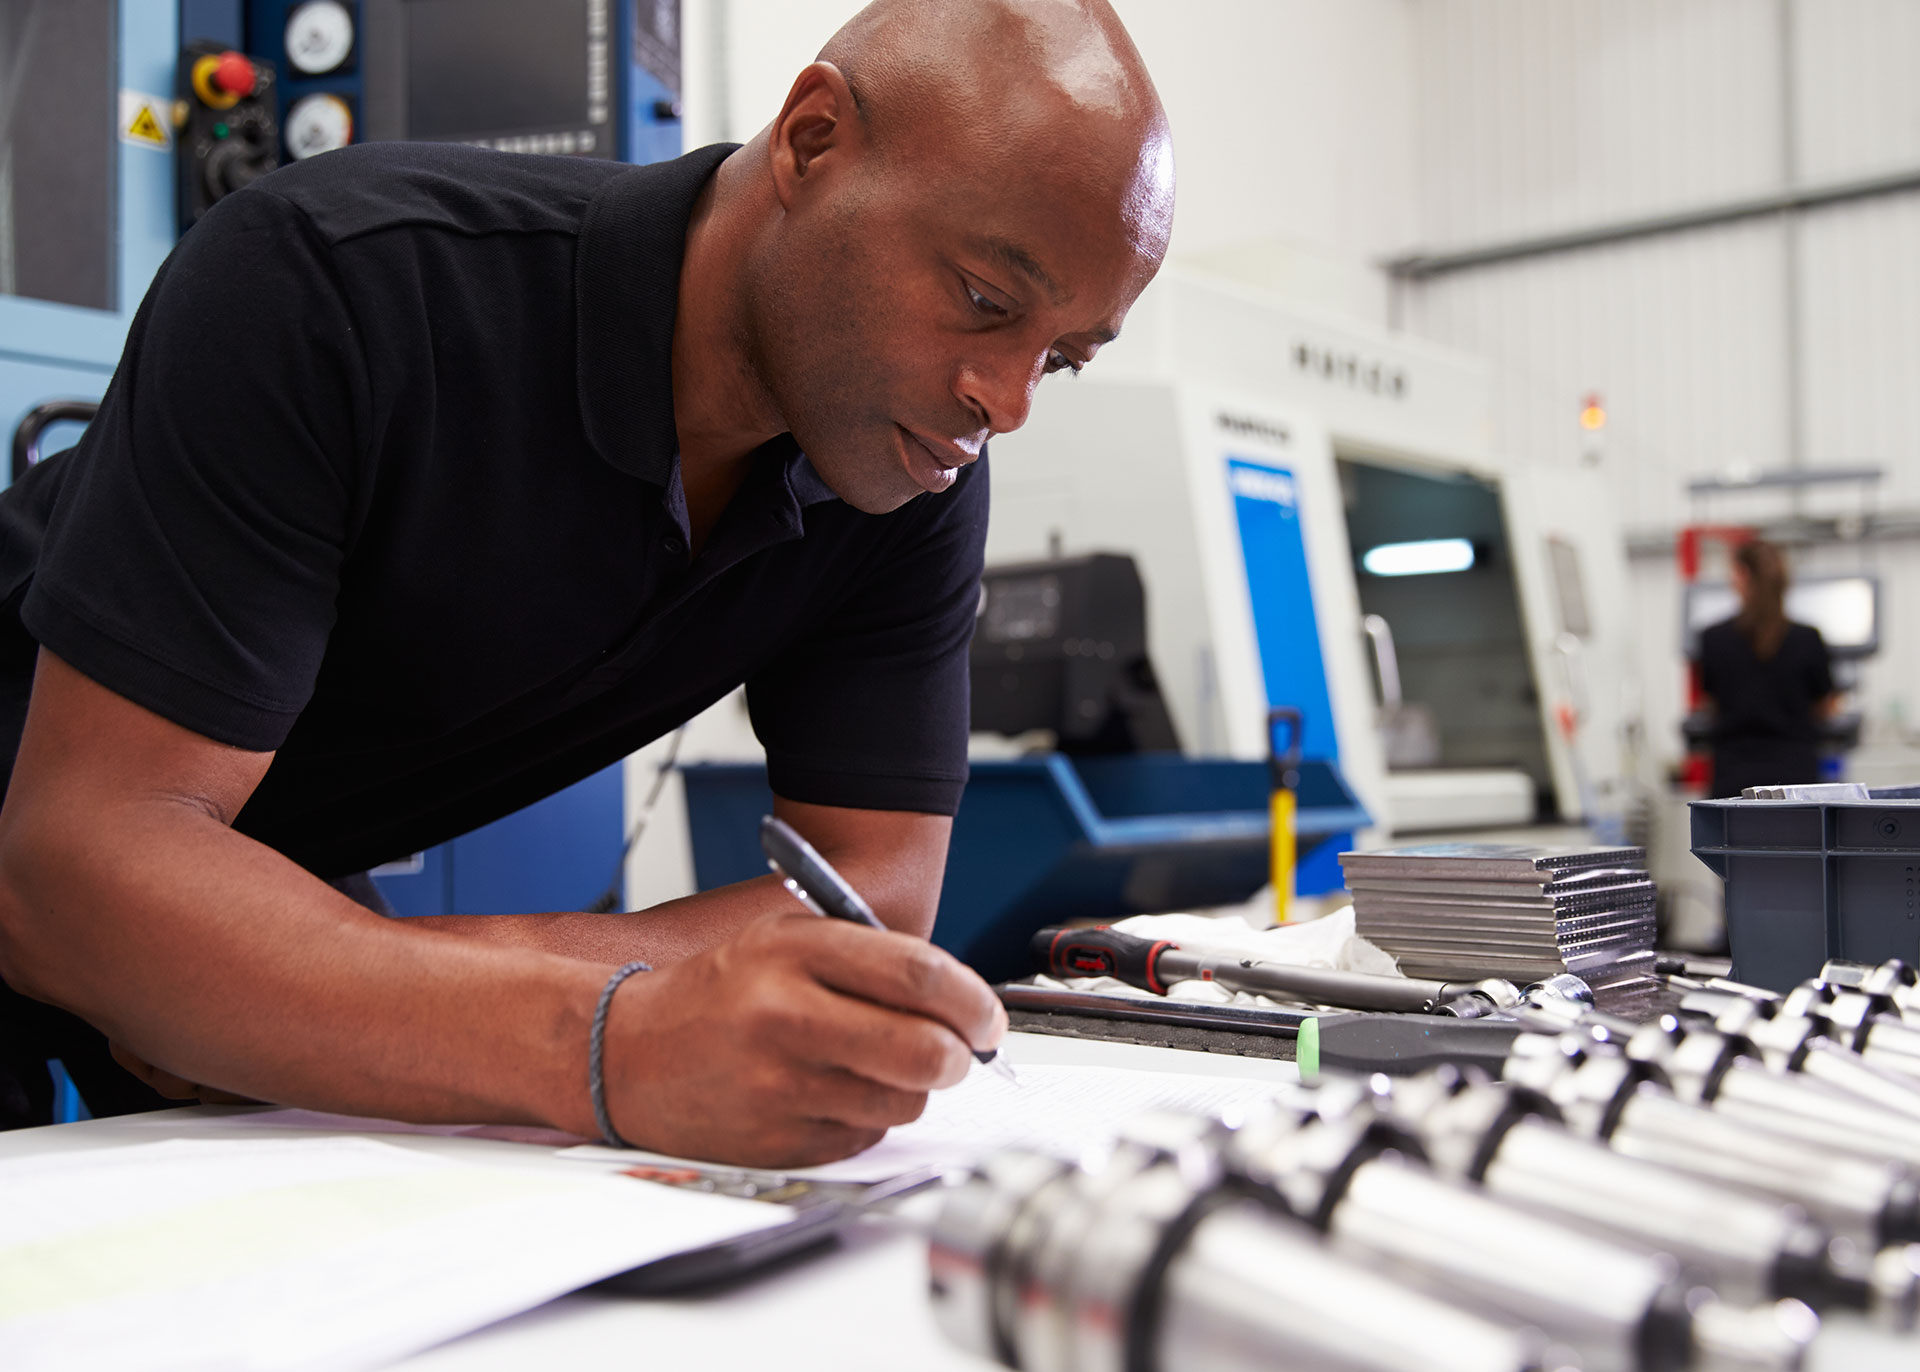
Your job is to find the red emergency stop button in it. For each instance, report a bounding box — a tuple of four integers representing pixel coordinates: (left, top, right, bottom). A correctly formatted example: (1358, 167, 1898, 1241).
(214, 51, 256, 96)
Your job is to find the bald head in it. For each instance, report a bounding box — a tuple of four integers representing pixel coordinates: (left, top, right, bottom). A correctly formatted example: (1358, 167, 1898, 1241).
(707, 0, 1174, 513)
(820, 0, 1164, 133)
(818, 0, 1173, 258)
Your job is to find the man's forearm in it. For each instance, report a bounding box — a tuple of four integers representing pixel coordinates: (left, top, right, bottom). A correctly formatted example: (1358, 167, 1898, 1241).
(415, 804, 948, 962)
(409, 874, 793, 964)
(412, 855, 937, 964)
(0, 799, 608, 1134)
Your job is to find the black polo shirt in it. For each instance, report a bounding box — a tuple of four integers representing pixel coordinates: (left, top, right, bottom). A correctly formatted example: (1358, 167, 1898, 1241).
(0, 141, 988, 880)
(1696, 618, 1833, 797)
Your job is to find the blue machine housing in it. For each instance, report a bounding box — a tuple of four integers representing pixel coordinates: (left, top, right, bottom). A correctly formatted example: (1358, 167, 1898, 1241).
(683, 754, 1370, 984)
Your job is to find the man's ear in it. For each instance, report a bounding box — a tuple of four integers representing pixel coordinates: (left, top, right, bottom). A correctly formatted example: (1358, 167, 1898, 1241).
(768, 61, 862, 210)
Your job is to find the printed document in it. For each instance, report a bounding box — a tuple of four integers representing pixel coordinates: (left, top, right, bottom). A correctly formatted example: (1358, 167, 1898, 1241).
(559, 1061, 1287, 1182)
(0, 1136, 784, 1372)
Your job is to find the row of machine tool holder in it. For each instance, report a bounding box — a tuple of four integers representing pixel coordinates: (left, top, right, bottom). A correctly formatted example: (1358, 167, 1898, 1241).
(928, 959, 1920, 1372)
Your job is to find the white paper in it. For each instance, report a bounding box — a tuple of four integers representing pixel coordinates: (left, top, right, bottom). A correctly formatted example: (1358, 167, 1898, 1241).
(557, 1061, 1285, 1182)
(0, 1136, 786, 1372)
(200, 1107, 588, 1149)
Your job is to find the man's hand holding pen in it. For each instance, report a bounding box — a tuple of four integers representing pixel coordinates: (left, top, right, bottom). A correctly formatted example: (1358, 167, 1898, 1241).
(596, 911, 1008, 1168)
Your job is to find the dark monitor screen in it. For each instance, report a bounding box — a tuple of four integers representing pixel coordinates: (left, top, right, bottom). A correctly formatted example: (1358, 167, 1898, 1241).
(403, 0, 593, 140)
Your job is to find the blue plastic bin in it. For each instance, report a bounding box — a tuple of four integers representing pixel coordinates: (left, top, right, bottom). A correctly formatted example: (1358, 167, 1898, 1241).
(1691, 786, 1920, 992)
(682, 753, 1369, 982)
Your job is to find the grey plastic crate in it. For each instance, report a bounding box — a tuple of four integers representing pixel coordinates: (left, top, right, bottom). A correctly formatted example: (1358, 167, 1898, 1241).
(1691, 786, 1920, 993)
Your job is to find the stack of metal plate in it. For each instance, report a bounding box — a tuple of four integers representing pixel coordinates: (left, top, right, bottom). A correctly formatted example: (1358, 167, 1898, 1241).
(1340, 842, 1659, 1014)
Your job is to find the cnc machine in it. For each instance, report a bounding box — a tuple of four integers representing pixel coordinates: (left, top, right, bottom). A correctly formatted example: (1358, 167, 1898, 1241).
(983, 269, 1642, 876)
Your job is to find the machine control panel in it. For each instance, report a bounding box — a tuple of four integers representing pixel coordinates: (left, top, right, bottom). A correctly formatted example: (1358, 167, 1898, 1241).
(285, 91, 355, 158)
(284, 0, 357, 75)
(175, 41, 280, 230)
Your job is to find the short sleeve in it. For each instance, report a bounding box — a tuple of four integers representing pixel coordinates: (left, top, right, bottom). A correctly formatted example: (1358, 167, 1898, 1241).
(746, 458, 989, 815)
(21, 185, 368, 750)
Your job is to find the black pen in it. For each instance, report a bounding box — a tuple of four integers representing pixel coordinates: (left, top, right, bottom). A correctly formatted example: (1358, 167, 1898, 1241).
(759, 815, 1018, 1084)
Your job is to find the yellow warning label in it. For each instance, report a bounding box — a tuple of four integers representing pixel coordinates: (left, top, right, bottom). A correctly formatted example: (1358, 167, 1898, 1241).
(118, 90, 173, 150)
(125, 104, 167, 147)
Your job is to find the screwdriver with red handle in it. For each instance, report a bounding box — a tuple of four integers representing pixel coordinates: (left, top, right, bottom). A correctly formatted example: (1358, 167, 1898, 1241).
(1031, 924, 1521, 1017)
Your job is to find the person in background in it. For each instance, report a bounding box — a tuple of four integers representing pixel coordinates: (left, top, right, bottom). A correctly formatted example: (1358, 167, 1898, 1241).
(1695, 539, 1839, 799)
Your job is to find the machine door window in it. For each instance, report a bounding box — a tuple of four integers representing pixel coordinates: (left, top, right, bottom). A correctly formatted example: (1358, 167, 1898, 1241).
(0, 0, 117, 312)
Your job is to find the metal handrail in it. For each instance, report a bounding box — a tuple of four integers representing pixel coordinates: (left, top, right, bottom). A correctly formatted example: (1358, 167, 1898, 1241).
(10, 399, 99, 482)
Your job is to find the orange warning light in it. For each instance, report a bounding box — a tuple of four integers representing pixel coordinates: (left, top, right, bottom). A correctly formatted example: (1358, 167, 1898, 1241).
(1579, 394, 1607, 431)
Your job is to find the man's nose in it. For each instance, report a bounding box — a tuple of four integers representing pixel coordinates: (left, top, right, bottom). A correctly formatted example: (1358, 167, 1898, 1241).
(955, 348, 1047, 436)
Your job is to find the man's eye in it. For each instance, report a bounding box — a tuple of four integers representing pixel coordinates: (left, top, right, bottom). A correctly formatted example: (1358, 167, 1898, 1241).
(966, 284, 1008, 317)
(1045, 350, 1083, 376)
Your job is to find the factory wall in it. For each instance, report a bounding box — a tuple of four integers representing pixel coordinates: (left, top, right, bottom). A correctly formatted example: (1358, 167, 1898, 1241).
(681, 0, 1419, 322)
(1399, 0, 1920, 773)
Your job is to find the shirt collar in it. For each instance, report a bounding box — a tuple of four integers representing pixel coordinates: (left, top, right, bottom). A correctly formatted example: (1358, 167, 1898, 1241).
(574, 143, 842, 512)
(785, 444, 840, 507)
(574, 142, 736, 485)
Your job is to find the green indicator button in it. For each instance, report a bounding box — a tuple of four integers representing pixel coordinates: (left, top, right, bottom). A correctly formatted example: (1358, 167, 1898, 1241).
(213, 122, 229, 138)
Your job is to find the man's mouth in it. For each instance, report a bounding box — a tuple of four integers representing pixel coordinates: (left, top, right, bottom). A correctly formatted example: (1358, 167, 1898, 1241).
(899, 426, 966, 495)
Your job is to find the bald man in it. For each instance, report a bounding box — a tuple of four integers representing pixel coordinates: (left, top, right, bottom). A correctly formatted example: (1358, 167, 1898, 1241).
(0, 0, 1173, 1163)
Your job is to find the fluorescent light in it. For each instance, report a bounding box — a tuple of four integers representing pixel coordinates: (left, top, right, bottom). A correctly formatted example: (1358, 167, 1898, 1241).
(1363, 538, 1476, 577)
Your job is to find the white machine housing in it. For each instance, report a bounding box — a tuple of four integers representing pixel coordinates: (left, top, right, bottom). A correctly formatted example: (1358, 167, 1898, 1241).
(984, 269, 1639, 838)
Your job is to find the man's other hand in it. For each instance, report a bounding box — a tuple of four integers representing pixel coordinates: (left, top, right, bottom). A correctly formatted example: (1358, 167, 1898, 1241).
(599, 911, 1007, 1168)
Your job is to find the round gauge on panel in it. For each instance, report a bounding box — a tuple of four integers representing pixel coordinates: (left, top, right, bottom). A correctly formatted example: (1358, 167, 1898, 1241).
(284, 0, 355, 75)
(285, 92, 354, 159)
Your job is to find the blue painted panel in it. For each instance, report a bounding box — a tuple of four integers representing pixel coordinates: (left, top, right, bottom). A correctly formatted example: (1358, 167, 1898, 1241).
(1227, 457, 1349, 895)
(623, 64, 682, 166)
(448, 764, 626, 914)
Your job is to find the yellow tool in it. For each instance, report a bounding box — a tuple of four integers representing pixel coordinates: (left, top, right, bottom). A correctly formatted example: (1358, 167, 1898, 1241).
(1267, 707, 1303, 923)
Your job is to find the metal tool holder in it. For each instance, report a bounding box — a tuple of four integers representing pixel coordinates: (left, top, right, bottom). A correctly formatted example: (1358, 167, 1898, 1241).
(928, 985, 1920, 1372)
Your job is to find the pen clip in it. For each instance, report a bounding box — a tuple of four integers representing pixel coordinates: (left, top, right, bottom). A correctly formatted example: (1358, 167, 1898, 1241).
(768, 860, 829, 919)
